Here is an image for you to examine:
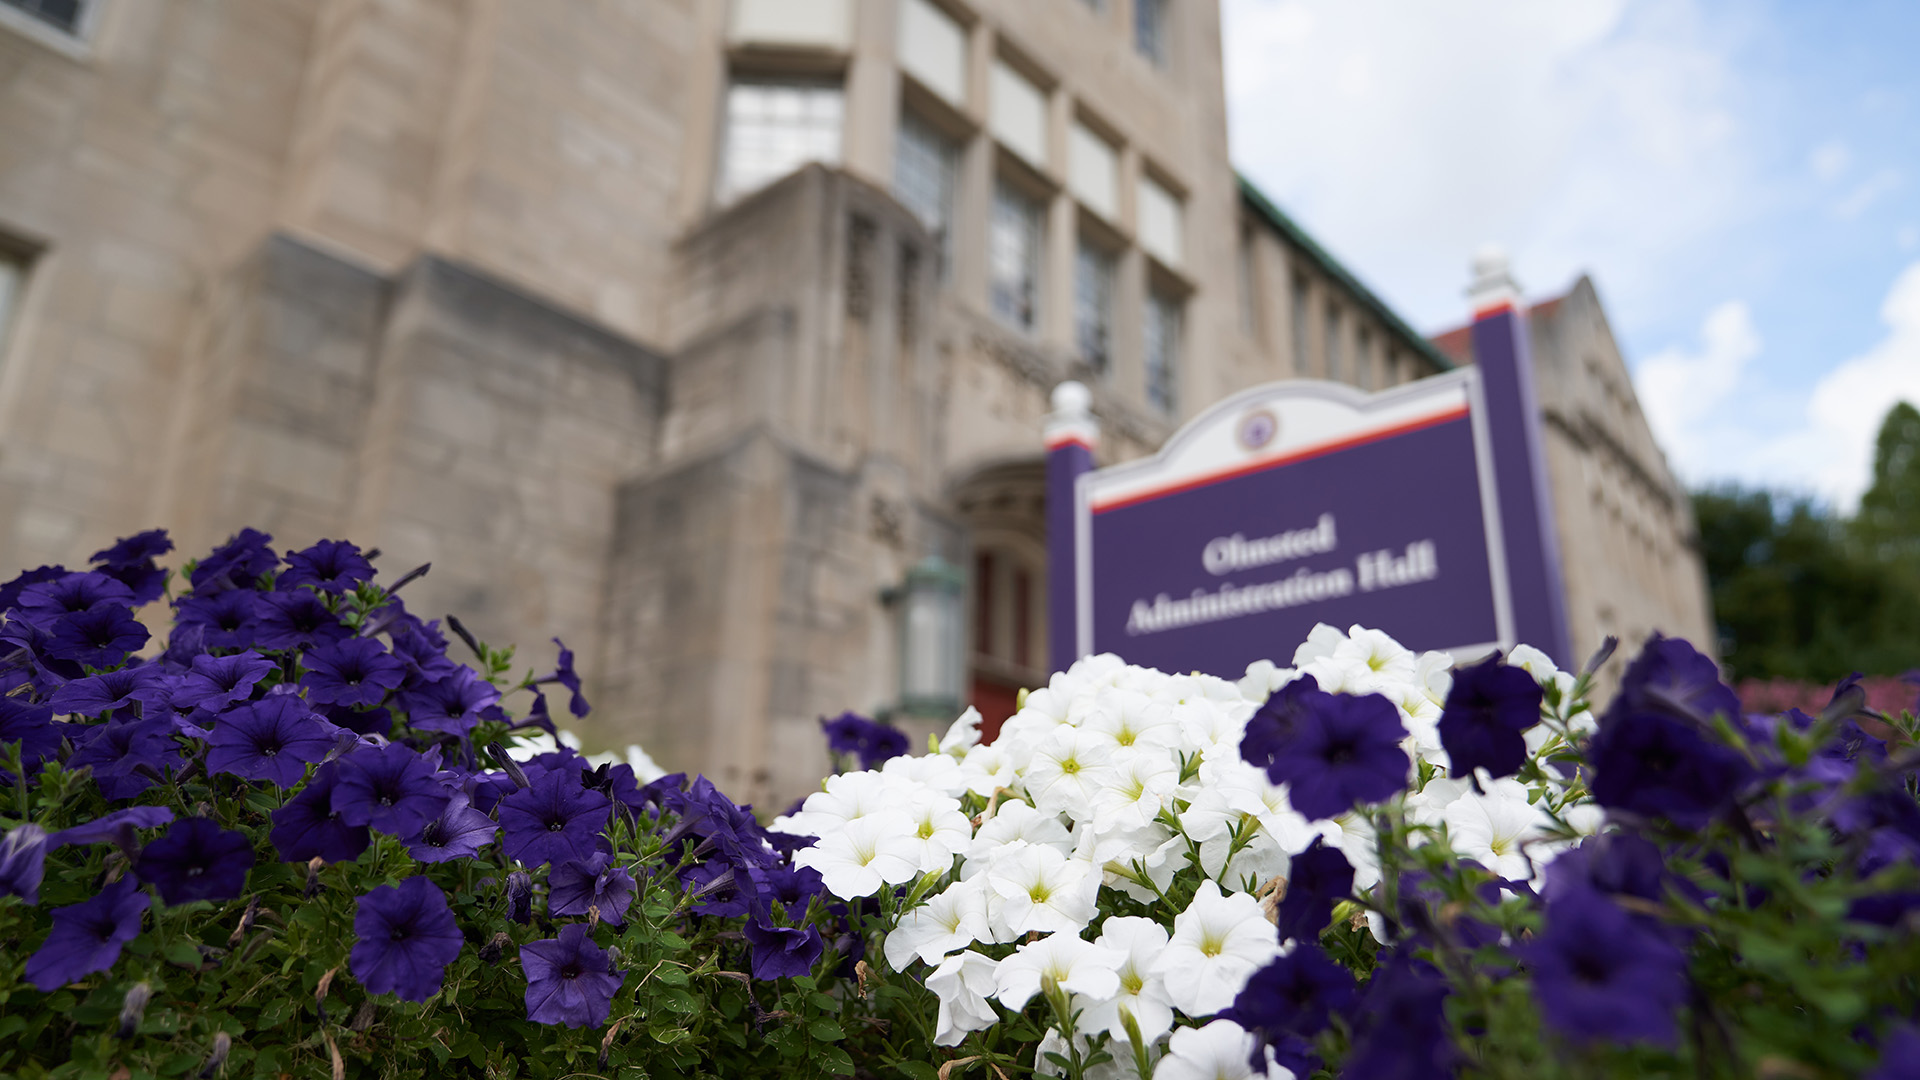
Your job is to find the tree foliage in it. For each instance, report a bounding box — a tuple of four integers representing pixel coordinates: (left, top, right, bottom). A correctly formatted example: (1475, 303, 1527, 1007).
(1694, 401, 1920, 681)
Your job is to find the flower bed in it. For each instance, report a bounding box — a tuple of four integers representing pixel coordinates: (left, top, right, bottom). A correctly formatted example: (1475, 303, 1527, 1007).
(1, 529, 1916, 1079)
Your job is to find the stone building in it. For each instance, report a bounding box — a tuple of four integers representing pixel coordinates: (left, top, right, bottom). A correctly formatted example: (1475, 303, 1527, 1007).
(0, 0, 1705, 805)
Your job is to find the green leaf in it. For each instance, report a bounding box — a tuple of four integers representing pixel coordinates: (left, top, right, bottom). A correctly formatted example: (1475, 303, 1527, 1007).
(808, 1020, 844, 1042)
(894, 1063, 940, 1080)
(821, 1047, 855, 1076)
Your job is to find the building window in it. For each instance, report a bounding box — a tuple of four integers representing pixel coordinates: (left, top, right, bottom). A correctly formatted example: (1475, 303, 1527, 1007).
(1074, 241, 1115, 375)
(1068, 121, 1118, 220)
(1135, 0, 1168, 67)
(898, 0, 966, 104)
(1355, 326, 1374, 390)
(717, 78, 843, 204)
(1290, 275, 1310, 373)
(1137, 174, 1183, 267)
(1145, 290, 1181, 413)
(1, 0, 83, 34)
(989, 59, 1049, 167)
(894, 112, 958, 278)
(1237, 230, 1259, 339)
(1325, 303, 1342, 382)
(989, 181, 1042, 332)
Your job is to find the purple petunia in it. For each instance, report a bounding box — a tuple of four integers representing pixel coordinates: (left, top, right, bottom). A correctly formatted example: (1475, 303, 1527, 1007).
(1604, 633, 1742, 727)
(1342, 951, 1454, 1080)
(1524, 886, 1686, 1046)
(819, 711, 908, 770)
(1243, 680, 1410, 821)
(45, 604, 150, 668)
(1436, 654, 1544, 779)
(269, 762, 371, 864)
(350, 877, 464, 1002)
(15, 571, 135, 628)
(204, 695, 342, 787)
(1225, 942, 1356, 1073)
(548, 851, 635, 925)
(1274, 836, 1356, 943)
(743, 916, 823, 981)
(549, 638, 591, 719)
(67, 717, 181, 801)
(134, 818, 255, 905)
(521, 923, 625, 1028)
(171, 650, 276, 712)
(282, 539, 375, 595)
(1588, 708, 1755, 829)
(405, 791, 498, 863)
(189, 528, 278, 594)
(0, 564, 70, 614)
(50, 806, 175, 851)
(172, 589, 261, 650)
(24, 876, 150, 991)
(331, 743, 452, 839)
(0, 698, 59, 782)
(90, 529, 174, 605)
(398, 667, 501, 736)
(499, 770, 612, 868)
(0, 823, 51, 905)
(302, 637, 406, 708)
(253, 589, 350, 652)
(47, 666, 171, 719)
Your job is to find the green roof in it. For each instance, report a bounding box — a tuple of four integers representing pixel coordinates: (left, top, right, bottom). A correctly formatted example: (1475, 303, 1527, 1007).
(1237, 174, 1456, 373)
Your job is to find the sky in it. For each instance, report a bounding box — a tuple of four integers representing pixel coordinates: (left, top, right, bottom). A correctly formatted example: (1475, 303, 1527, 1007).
(1221, 0, 1920, 511)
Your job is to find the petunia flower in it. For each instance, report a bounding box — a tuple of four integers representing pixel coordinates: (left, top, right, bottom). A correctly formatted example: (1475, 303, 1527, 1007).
(885, 879, 991, 969)
(820, 711, 909, 770)
(1080, 915, 1174, 1042)
(45, 604, 150, 667)
(521, 923, 625, 1028)
(50, 806, 175, 852)
(547, 850, 635, 924)
(1343, 950, 1454, 1079)
(172, 589, 261, 650)
(993, 931, 1124, 1012)
(189, 528, 278, 593)
(498, 769, 611, 868)
(926, 950, 1000, 1046)
(398, 666, 500, 736)
(1273, 836, 1354, 943)
(1523, 886, 1686, 1046)
(0, 564, 70, 613)
(24, 876, 150, 991)
(792, 812, 920, 898)
(253, 590, 350, 652)
(1441, 778, 1553, 883)
(281, 539, 375, 595)
(0, 698, 60, 783)
(90, 529, 173, 605)
(1223, 942, 1355, 1066)
(1436, 654, 1544, 779)
(1588, 708, 1754, 829)
(301, 637, 407, 708)
(1244, 681, 1410, 822)
(15, 571, 135, 628)
(270, 762, 372, 864)
(985, 843, 1100, 936)
(549, 638, 591, 719)
(331, 743, 452, 839)
(405, 790, 498, 864)
(0, 823, 51, 905)
(742, 916, 823, 981)
(1154, 1019, 1262, 1080)
(134, 818, 255, 905)
(1153, 880, 1281, 1016)
(46, 666, 171, 719)
(350, 877, 464, 1002)
(67, 717, 181, 801)
(204, 695, 341, 787)
(171, 651, 276, 712)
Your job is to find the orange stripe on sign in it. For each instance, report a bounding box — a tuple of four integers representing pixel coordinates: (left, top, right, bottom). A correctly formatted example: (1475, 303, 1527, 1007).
(1091, 406, 1471, 514)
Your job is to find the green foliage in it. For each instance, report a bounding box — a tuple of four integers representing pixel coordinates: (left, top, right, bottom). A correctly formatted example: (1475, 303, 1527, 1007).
(1694, 400, 1920, 680)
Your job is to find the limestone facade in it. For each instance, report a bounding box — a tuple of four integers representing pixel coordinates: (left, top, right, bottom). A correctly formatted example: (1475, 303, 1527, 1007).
(0, 0, 1706, 805)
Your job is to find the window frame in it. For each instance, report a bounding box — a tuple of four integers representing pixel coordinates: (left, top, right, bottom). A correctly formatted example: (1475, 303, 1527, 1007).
(715, 74, 847, 206)
(0, 0, 100, 57)
(1144, 287, 1182, 415)
(988, 178, 1045, 334)
(1133, 0, 1169, 69)
(893, 109, 961, 280)
(1073, 237, 1118, 376)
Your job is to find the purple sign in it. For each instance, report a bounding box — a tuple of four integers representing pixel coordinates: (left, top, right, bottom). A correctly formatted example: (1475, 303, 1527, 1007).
(1071, 372, 1516, 678)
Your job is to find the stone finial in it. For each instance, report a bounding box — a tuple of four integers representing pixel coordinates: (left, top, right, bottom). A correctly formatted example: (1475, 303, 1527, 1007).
(1044, 381, 1099, 450)
(1467, 244, 1524, 318)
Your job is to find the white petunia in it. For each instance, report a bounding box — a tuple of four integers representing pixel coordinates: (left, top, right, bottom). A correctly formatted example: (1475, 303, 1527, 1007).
(939, 706, 984, 756)
(956, 741, 1017, 797)
(1442, 777, 1553, 881)
(1091, 751, 1180, 834)
(1152, 880, 1281, 1016)
(900, 788, 973, 873)
(1319, 812, 1382, 892)
(1152, 1019, 1272, 1080)
(1083, 688, 1184, 757)
(1237, 658, 1294, 703)
(885, 879, 991, 969)
(927, 950, 1001, 1046)
(969, 800, 1074, 860)
(987, 842, 1101, 935)
(884, 752, 971, 799)
(784, 770, 900, 836)
(791, 812, 921, 898)
(1080, 915, 1175, 1042)
(1331, 625, 1418, 692)
(995, 932, 1125, 1011)
(1026, 726, 1118, 818)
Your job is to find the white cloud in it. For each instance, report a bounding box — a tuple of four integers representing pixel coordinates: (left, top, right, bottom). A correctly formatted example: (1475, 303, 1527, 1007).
(1834, 168, 1903, 219)
(1635, 262, 1920, 509)
(1635, 301, 1762, 477)
(1223, 0, 1758, 332)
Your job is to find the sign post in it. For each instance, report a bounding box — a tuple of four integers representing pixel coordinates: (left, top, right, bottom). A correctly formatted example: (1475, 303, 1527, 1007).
(1044, 382, 1099, 674)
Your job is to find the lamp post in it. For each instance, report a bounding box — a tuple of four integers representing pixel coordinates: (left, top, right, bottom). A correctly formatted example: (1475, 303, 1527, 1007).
(892, 555, 966, 718)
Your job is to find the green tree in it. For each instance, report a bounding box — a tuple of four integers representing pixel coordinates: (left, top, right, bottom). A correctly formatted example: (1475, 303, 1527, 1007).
(1693, 401, 1920, 681)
